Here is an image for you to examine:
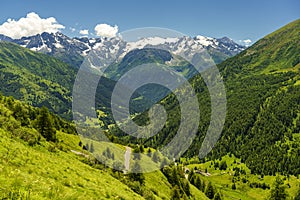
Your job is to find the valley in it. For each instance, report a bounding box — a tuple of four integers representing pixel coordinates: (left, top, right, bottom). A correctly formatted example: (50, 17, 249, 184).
(0, 14, 299, 200)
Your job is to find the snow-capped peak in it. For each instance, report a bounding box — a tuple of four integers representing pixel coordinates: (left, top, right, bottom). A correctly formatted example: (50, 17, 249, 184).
(0, 32, 245, 67)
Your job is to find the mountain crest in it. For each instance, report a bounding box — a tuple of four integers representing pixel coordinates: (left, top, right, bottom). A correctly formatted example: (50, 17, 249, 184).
(0, 32, 245, 67)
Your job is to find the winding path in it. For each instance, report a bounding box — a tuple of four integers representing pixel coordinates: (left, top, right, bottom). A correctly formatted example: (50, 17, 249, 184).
(124, 146, 131, 173)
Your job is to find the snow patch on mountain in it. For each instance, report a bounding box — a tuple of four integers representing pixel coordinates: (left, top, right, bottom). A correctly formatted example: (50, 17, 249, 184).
(0, 32, 245, 67)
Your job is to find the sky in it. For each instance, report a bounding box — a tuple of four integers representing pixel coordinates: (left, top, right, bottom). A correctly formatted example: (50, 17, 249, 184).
(0, 0, 299, 45)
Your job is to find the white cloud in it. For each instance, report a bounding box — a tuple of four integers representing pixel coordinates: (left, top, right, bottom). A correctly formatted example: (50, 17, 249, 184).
(239, 39, 252, 46)
(243, 39, 252, 44)
(79, 29, 89, 35)
(0, 12, 65, 39)
(94, 23, 118, 38)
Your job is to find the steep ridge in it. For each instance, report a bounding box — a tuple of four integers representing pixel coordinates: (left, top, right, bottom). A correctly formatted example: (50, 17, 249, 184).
(0, 32, 245, 67)
(112, 19, 300, 176)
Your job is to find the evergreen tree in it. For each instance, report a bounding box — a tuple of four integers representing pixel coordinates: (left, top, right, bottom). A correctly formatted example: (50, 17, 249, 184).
(205, 181, 215, 199)
(171, 186, 181, 200)
(152, 151, 160, 163)
(89, 142, 94, 153)
(139, 145, 144, 153)
(36, 106, 56, 142)
(84, 143, 89, 151)
(195, 176, 202, 190)
(113, 161, 124, 172)
(160, 158, 168, 169)
(188, 170, 195, 184)
(232, 183, 236, 190)
(147, 148, 152, 157)
(219, 161, 227, 170)
(133, 146, 141, 160)
(269, 176, 288, 200)
(111, 153, 115, 160)
(129, 161, 145, 185)
(183, 179, 191, 197)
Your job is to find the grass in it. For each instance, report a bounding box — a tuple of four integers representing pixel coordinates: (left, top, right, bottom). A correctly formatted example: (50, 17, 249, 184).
(186, 154, 300, 200)
(0, 128, 144, 200)
(0, 127, 211, 199)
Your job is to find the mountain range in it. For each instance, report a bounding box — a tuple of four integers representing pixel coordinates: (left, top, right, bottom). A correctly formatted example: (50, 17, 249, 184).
(0, 32, 245, 68)
(125, 19, 300, 176)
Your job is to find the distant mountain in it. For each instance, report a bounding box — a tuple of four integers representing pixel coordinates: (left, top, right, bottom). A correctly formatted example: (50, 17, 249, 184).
(0, 32, 245, 117)
(0, 41, 122, 122)
(0, 32, 245, 67)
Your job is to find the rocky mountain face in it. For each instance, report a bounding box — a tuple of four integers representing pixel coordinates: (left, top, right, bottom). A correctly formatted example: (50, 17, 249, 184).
(0, 32, 245, 67)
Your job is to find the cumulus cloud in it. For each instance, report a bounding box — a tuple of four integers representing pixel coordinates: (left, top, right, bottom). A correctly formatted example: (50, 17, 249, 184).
(239, 39, 252, 46)
(0, 12, 65, 39)
(94, 23, 118, 38)
(79, 29, 89, 35)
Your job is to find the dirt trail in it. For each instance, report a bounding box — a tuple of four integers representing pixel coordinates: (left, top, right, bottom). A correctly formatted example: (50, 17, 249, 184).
(124, 146, 131, 172)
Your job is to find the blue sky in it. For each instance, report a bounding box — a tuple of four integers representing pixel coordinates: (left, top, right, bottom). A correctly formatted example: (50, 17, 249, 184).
(0, 0, 299, 44)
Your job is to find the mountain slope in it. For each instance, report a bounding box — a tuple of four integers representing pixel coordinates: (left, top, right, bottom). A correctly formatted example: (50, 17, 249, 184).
(0, 42, 75, 118)
(0, 94, 143, 199)
(0, 41, 122, 122)
(0, 94, 210, 199)
(113, 19, 300, 176)
(220, 19, 300, 76)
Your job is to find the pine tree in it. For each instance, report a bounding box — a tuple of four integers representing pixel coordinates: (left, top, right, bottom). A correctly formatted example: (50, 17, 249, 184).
(113, 161, 124, 172)
(152, 151, 160, 163)
(232, 183, 236, 190)
(139, 145, 144, 153)
(89, 142, 94, 153)
(205, 182, 215, 199)
(147, 148, 152, 157)
(183, 179, 191, 197)
(36, 107, 56, 142)
(219, 161, 227, 170)
(129, 161, 145, 185)
(205, 181, 215, 199)
(133, 146, 141, 160)
(171, 186, 181, 200)
(269, 176, 288, 200)
(188, 170, 195, 184)
(195, 176, 202, 190)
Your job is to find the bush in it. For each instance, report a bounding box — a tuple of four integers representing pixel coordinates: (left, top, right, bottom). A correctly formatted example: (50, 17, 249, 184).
(14, 127, 41, 146)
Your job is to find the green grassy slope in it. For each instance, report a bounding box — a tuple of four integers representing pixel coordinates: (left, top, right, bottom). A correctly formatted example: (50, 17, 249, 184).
(112, 19, 300, 177)
(0, 94, 209, 199)
(219, 19, 300, 76)
(0, 129, 144, 200)
(185, 154, 300, 200)
(0, 42, 75, 118)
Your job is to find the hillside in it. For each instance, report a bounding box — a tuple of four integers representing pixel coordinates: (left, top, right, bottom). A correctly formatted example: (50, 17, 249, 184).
(220, 19, 300, 76)
(0, 42, 122, 123)
(0, 42, 75, 118)
(0, 93, 212, 199)
(111, 19, 300, 176)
